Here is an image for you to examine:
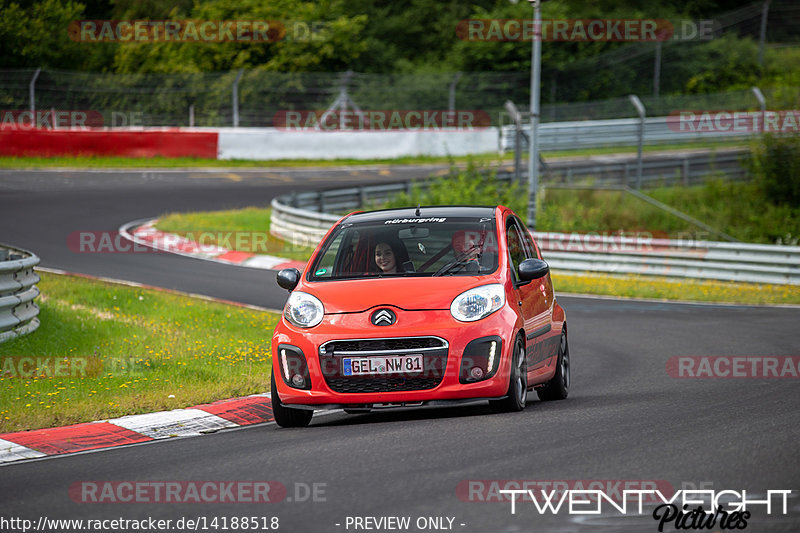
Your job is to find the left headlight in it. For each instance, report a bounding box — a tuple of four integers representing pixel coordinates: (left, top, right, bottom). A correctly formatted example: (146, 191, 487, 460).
(450, 284, 505, 322)
(285, 291, 324, 328)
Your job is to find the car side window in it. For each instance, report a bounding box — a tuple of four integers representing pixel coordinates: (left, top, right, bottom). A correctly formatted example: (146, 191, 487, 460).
(517, 221, 541, 260)
(506, 220, 526, 279)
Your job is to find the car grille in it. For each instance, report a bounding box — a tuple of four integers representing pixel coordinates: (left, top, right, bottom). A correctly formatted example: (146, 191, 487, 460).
(325, 376, 443, 393)
(321, 337, 446, 353)
(319, 336, 448, 393)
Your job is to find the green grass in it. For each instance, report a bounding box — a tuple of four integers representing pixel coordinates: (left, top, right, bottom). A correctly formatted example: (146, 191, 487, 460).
(0, 139, 747, 169)
(536, 181, 799, 244)
(0, 272, 280, 433)
(157, 207, 317, 262)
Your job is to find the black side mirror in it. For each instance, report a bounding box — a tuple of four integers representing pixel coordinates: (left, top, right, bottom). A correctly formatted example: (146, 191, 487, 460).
(518, 258, 549, 282)
(277, 268, 301, 291)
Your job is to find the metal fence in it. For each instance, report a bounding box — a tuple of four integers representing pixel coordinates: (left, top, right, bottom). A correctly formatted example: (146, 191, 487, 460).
(0, 244, 41, 344)
(501, 117, 764, 152)
(3, 66, 798, 129)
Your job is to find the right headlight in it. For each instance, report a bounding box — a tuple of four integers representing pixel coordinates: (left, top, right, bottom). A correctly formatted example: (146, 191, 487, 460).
(284, 291, 324, 328)
(450, 284, 505, 322)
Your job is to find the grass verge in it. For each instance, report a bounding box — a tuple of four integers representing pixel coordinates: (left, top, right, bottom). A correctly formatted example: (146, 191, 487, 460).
(0, 272, 279, 433)
(156, 207, 317, 262)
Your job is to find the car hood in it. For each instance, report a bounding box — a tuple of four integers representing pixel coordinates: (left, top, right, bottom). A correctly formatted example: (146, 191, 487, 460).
(303, 276, 499, 314)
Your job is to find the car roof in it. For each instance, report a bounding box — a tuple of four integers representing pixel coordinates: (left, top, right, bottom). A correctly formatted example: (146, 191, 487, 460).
(342, 206, 498, 224)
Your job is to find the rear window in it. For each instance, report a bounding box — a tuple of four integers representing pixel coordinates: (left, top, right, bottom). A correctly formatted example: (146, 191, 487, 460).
(309, 217, 498, 280)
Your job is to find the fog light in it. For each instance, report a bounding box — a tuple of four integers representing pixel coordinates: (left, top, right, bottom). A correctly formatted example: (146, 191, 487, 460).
(277, 344, 311, 390)
(459, 336, 503, 384)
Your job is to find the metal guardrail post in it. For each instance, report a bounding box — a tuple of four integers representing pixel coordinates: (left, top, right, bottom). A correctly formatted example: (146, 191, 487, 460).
(232, 68, 244, 127)
(682, 158, 690, 186)
(29, 67, 41, 114)
(628, 95, 646, 189)
(449, 72, 462, 114)
(653, 42, 662, 98)
(504, 100, 524, 184)
(527, 0, 543, 230)
(758, 1, 771, 68)
(751, 86, 766, 132)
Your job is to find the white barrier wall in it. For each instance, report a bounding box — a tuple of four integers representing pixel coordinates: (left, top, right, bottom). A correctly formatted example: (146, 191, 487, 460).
(217, 127, 499, 160)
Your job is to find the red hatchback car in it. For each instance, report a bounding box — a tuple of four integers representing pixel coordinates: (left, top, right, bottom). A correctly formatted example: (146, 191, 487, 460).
(270, 206, 569, 427)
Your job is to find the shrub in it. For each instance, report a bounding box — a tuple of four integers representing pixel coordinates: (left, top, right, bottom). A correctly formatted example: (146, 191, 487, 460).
(748, 133, 800, 207)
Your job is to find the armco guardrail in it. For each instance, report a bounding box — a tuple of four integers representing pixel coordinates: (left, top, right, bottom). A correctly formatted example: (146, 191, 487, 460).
(541, 149, 748, 186)
(534, 232, 800, 286)
(270, 185, 800, 286)
(0, 244, 41, 344)
(501, 117, 755, 152)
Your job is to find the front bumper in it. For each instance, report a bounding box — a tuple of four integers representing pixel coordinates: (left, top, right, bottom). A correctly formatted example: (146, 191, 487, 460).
(271, 307, 520, 407)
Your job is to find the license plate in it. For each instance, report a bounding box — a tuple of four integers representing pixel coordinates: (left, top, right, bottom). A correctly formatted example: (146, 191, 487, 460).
(342, 354, 423, 376)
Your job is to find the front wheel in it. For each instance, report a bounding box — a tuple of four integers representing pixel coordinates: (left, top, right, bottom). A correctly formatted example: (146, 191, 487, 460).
(537, 329, 570, 401)
(270, 371, 313, 428)
(489, 335, 527, 413)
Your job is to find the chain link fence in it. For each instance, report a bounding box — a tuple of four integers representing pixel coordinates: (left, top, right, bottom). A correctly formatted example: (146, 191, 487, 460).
(0, 69, 530, 128)
(2, 67, 798, 129)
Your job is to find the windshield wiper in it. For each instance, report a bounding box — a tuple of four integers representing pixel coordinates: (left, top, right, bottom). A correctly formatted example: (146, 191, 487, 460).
(432, 245, 481, 276)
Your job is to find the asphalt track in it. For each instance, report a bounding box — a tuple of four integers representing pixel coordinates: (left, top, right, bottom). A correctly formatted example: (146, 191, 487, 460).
(1, 167, 799, 533)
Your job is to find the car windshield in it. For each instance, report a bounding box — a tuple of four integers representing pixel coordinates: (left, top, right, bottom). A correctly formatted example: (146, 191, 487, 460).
(308, 217, 499, 280)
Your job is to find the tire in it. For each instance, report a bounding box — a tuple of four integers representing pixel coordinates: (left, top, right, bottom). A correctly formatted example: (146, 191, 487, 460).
(270, 371, 313, 428)
(537, 329, 570, 401)
(489, 335, 528, 413)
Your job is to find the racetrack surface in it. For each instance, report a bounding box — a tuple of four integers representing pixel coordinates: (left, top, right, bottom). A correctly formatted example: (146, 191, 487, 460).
(1, 168, 798, 532)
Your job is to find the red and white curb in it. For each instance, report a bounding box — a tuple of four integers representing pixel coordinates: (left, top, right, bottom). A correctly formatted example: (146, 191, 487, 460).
(119, 219, 306, 271)
(0, 393, 273, 465)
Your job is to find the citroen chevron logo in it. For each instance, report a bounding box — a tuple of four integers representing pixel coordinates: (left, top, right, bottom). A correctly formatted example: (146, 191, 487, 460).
(371, 309, 396, 326)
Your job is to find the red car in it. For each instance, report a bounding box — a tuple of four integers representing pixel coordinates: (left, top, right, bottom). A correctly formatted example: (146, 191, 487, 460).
(270, 206, 569, 427)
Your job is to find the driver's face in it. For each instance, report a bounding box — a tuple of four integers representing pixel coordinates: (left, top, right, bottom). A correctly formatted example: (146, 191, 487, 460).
(375, 242, 396, 273)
